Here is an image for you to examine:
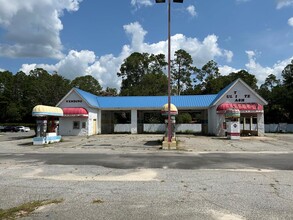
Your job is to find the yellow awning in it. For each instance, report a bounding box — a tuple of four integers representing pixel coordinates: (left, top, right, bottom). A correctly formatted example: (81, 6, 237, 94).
(32, 105, 63, 117)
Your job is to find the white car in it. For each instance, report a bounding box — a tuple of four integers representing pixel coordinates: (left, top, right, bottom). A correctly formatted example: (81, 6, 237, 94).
(16, 126, 31, 132)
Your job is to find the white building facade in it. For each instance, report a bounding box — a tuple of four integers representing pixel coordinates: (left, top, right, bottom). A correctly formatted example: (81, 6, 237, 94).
(56, 79, 267, 137)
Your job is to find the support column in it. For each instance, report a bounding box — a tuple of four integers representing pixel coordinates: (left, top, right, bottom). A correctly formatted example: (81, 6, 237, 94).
(257, 113, 265, 136)
(97, 110, 102, 134)
(131, 109, 137, 134)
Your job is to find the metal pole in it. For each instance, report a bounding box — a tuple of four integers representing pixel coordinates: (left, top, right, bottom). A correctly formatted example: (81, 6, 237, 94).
(167, 0, 172, 143)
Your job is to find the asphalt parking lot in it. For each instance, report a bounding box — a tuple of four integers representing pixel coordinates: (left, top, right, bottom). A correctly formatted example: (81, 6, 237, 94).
(0, 132, 293, 219)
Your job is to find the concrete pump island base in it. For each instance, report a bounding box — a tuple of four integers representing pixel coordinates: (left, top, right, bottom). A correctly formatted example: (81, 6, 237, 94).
(31, 79, 267, 143)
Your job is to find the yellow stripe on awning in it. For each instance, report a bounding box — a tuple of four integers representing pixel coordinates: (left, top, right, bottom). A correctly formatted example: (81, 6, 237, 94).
(32, 105, 63, 117)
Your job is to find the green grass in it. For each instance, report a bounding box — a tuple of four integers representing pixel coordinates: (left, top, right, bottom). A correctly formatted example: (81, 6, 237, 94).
(92, 199, 104, 204)
(0, 199, 63, 219)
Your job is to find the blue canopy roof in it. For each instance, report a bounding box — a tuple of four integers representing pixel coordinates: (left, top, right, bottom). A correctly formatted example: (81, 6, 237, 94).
(75, 88, 217, 109)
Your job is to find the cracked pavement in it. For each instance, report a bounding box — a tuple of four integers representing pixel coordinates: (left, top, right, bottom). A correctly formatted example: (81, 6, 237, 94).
(0, 132, 293, 219)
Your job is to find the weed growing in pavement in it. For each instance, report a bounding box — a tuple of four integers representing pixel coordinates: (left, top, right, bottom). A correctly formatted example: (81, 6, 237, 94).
(0, 199, 64, 219)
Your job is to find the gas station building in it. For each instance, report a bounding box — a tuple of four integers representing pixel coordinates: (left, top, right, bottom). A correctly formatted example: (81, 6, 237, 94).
(54, 78, 267, 137)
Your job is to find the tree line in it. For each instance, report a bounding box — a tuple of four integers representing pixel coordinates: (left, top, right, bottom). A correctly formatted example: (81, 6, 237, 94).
(0, 50, 292, 123)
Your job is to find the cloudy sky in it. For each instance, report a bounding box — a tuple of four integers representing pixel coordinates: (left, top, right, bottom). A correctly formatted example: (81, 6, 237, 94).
(0, 0, 293, 89)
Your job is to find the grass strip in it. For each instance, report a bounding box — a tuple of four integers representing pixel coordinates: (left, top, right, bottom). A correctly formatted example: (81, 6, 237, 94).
(0, 199, 63, 219)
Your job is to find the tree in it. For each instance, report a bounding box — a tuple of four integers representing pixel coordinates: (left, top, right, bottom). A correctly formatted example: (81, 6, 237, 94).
(259, 74, 286, 123)
(282, 59, 293, 88)
(281, 60, 293, 122)
(194, 60, 220, 94)
(140, 72, 168, 96)
(117, 52, 167, 96)
(100, 87, 118, 96)
(171, 49, 194, 95)
(260, 74, 280, 91)
(228, 70, 258, 90)
(70, 75, 102, 96)
(0, 71, 14, 122)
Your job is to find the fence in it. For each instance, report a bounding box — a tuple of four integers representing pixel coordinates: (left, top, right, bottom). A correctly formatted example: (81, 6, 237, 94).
(114, 124, 202, 134)
(265, 123, 293, 133)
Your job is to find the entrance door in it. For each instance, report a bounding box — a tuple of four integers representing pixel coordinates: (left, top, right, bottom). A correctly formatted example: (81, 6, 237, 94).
(101, 111, 114, 134)
(137, 111, 144, 134)
(93, 119, 97, 134)
(240, 114, 258, 136)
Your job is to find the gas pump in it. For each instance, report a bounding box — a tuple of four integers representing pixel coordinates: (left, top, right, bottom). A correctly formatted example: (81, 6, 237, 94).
(225, 108, 240, 140)
(36, 118, 47, 138)
(161, 103, 178, 149)
(32, 105, 63, 145)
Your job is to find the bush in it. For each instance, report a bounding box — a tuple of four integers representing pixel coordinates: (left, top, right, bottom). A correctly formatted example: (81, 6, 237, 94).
(177, 113, 192, 124)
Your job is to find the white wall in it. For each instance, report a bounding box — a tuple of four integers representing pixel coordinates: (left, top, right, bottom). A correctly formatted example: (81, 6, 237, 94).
(144, 124, 165, 133)
(143, 124, 202, 133)
(114, 124, 131, 133)
(59, 118, 88, 136)
(208, 106, 217, 135)
(176, 124, 202, 133)
(131, 109, 137, 134)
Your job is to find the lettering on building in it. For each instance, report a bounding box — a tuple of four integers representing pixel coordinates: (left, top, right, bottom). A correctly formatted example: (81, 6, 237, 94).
(66, 100, 82, 103)
(226, 90, 251, 102)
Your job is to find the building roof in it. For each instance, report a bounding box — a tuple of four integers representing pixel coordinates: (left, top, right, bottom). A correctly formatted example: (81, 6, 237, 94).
(59, 79, 266, 110)
(96, 95, 217, 109)
(74, 88, 216, 109)
(75, 88, 100, 108)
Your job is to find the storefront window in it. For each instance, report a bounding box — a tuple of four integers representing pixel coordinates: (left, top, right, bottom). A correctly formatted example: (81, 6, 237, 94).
(82, 122, 86, 129)
(73, 121, 80, 129)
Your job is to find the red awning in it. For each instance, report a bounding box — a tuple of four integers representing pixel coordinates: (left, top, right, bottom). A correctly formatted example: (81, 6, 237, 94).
(62, 108, 88, 117)
(217, 103, 263, 113)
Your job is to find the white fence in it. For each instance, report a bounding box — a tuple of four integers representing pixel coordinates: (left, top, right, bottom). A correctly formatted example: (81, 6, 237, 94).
(114, 124, 132, 133)
(265, 123, 293, 133)
(114, 123, 203, 133)
(143, 124, 202, 133)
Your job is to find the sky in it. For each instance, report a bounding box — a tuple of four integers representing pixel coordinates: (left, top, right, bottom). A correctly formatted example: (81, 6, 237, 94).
(0, 0, 293, 90)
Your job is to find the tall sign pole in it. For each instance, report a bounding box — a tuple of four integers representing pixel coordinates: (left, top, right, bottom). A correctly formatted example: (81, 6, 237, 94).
(167, 0, 172, 143)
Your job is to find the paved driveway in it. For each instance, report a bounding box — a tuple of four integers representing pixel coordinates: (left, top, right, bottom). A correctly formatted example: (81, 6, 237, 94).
(0, 133, 293, 220)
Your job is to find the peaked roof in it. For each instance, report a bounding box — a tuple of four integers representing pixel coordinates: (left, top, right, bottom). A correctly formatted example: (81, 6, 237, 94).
(57, 78, 267, 110)
(210, 78, 268, 106)
(75, 88, 100, 108)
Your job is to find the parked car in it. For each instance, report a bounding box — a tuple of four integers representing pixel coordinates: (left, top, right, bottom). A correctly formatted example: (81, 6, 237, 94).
(2, 126, 20, 132)
(16, 126, 30, 132)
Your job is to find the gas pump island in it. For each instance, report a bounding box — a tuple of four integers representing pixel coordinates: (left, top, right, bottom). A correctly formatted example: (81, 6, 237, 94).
(225, 108, 241, 140)
(32, 105, 63, 145)
(161, 103, 178, 149)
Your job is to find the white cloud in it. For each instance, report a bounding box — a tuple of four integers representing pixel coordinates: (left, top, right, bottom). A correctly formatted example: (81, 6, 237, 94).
(186, 5, 197, 17)
(0, 0, 82, 59)
(20, 22, 234, 90)
(245, 50, 293, 84)
(131, 0, 153, 9)
(219, 65, 239, 76)
(276, 0, 293, 9)
(123, 22, 147, 52)
(0, 68, 6, 72)
(288, 17, 293, 27)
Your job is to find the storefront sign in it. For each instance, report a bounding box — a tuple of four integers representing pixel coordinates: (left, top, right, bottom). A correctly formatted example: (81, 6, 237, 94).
(66, 100, 82, 103)
(226, 91, 251, 102)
